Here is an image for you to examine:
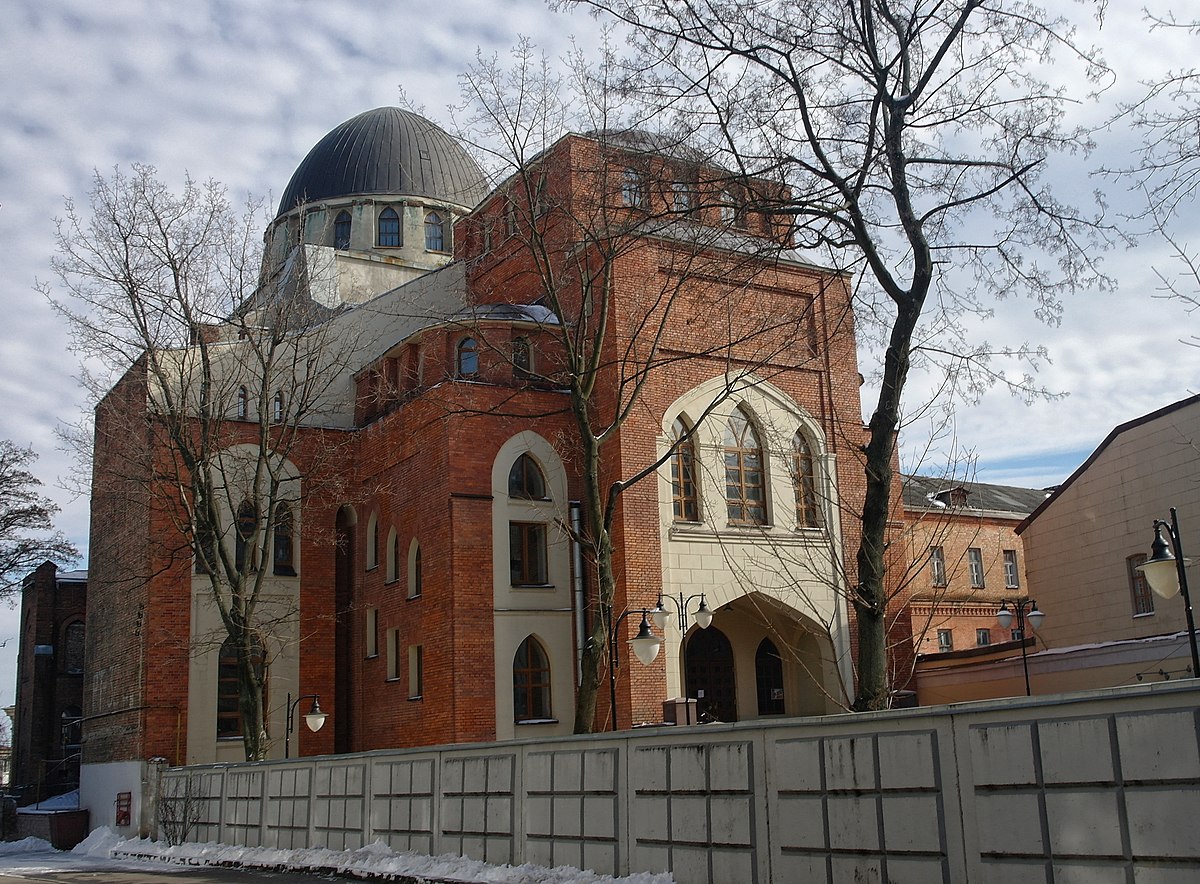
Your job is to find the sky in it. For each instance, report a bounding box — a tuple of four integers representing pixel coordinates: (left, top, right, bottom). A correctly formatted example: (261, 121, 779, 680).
(0, 0, 1198, 709)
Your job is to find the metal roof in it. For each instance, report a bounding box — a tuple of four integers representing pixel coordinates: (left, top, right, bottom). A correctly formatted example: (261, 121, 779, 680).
(276, 107, 488, 217)
(902, 474, 1050, 518)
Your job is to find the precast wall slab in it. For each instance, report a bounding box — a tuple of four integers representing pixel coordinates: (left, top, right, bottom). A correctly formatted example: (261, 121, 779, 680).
(157, 681, 1200, 883)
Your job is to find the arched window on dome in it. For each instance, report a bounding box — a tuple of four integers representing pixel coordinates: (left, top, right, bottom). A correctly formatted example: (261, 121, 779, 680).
(424, 211, 445, 252)
(456, 337, 478, 378)
(378, 207, 401, 247)
(334, 210, 352, 249)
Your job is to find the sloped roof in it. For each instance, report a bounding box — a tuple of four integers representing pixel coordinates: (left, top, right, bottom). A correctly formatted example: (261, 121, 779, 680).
(902, 474, 1050, 518)
(1016, 392, 1200, 534)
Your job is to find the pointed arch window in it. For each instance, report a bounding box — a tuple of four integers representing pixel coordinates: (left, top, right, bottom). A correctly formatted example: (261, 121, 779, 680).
(456, 337, 478, 378)
(512, 336, 532, 380)
(424, 211, 445, 251)
(724, 407, 767, 525)
(273, 503, 296, 576)
(385, 528, 399, 583)
(365, 512, 379, 570)
(755, 638, 785, 715)
(235, 500, 258, 572)
(408, 541, 423, 598)
(236, 386, 248, 420)
(334, 210, 352, 249)
(670, 416, 699, 522)
(508, 453, 546, 500)
(217, 635, 266, 738)
(794, 431, 821, 528)
(513, 636, 552, 721)
(378, 206, 401, 247)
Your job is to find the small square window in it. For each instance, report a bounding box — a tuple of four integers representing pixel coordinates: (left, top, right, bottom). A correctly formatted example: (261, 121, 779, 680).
(937, 629, 953, 652)
(976, 628, 991, 646)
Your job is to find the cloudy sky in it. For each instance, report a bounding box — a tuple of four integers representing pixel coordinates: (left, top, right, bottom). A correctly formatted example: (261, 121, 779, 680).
(1, 0, 1198, 708)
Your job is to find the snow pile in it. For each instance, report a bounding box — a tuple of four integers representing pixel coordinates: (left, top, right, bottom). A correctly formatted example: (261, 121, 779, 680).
(0, 838, 56, 856)
(74, 827, 674, 883)
(22, 790, 80, 811)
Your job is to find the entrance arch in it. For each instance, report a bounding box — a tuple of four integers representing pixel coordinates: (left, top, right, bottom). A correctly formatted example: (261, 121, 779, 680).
(685, 626, 737, 722)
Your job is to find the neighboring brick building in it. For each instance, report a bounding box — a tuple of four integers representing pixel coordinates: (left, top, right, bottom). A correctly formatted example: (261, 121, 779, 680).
(81, 107, 908, 786)
(11, 561, 87, 803)
(900, 476, 1048, 658)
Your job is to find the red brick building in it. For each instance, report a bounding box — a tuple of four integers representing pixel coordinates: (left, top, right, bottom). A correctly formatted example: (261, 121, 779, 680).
(81, 108, 908, 778)
(12, 561, 87, 802)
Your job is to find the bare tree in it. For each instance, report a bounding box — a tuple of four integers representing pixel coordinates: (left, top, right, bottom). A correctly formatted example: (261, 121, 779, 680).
(451, 40, 823, 730)
(563, 0, 1115, 709)
(0, 441, 77, 593)
(45, 166, 353, 760)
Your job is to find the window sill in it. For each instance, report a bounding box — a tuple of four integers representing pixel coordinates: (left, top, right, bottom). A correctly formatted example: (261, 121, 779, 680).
(516, 718, 558, 726)
(408, 695, 423, 702)
(407, 593, 422, 600)
(366, 653, 379, 660)
(1133, 611, 1157, 618)
(386, 676, 401, 683)
(512, 584, 556, 590)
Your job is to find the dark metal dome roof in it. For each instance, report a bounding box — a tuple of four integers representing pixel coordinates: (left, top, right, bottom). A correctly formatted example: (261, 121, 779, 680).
(276, 107, 488, 217)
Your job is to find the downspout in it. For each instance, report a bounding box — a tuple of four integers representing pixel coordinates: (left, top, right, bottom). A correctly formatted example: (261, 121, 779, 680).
(570, 501, 586, 684)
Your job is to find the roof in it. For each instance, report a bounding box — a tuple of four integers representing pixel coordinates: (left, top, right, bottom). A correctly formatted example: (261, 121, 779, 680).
(1016, 391, 1200, 534)
(451, 304, 561, 326)
(276, 107, 488, 217)
(902, 474, 1050, 519)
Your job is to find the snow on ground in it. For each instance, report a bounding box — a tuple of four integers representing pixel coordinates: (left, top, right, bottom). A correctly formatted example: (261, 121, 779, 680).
(0, 829, 675, 883)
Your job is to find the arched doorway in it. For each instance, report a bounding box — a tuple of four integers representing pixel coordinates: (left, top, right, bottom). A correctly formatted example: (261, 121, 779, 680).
(755, 638, 785, 715)
(685, 626, 737, 722)
(334, 506, 356, 753)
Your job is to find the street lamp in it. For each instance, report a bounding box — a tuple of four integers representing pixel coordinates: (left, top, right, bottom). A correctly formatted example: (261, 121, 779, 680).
(650, 592, 714, 632)
(284, 692, 328, 758)
(608, 609, 662, 731)
(997, 599, 1046, 696)
(1137, 507, 1199, 678)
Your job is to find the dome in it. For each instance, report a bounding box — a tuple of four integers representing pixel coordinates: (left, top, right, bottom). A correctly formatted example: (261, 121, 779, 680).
(276, 107, 488, 217)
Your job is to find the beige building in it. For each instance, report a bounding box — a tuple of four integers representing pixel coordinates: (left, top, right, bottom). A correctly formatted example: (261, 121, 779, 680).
(918, 393, 1200, 703)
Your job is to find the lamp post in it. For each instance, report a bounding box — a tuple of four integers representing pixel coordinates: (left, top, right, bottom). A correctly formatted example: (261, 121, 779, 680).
(650, 592, 714, 632)
(284, 692, 328, 758)
(607, 609, 662, 732)
(1137, 507, 1199, 678)
(997, 599, 1046, 696)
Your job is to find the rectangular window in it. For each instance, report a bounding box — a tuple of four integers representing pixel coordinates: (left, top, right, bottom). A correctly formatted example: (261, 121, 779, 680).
(386, 628, 400, 680)
(976, 628, 991, 646)
(365, 608, 378, 658)
(967, 548, 985, 588)
(937, 629, 953, 652)
(1128, 553, 1155, 616)
(1003, 550, 1020, 588)
(930, 547, 947, 587)
(510, 522, 548, 585)
(408, 645, 424, 699)
(1011, 629, 1021, 642)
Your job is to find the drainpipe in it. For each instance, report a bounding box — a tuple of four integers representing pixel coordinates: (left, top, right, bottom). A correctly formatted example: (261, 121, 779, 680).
(570, 501, 586, 684)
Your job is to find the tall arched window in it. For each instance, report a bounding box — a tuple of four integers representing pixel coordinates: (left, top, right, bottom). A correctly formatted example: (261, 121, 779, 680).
(385, 527, 399, 583)
(236, 386, 248, 420)
(513, 636, 552, 721)
(512, 336, 532, 380)
(794, 431, 820, 528)
(723, 407, 767, 525)
(424, 211, 445, 251)
(365, 512, 379, 570)
(508, 453, 546, 499)
(670, 416, 699, 522)
(378, 206, 401, 247)
(216, 635, 266, 738)
(456, 337, 478, 378)
(408, 540, 422, 598)
(273, 503, 295, 576)
(235, 500, 258, 572)
(63, 622, 85, 674)
(755, 638, 785, 715)
(334, 210, 352, 249)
